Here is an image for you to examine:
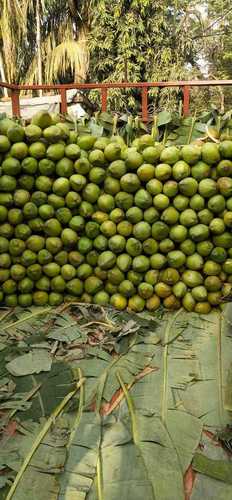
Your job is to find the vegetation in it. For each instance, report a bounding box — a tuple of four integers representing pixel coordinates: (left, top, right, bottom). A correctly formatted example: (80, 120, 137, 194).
(0, 0, 89, 86)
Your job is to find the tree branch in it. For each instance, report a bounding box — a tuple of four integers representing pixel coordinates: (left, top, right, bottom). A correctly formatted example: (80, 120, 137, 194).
(205, 6, 232, 33)
(193, 31, 232, 40)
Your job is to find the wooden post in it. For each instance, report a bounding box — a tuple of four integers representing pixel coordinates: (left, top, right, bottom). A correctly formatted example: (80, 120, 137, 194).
(101, 88, 108, 112)
(141, 87, 148, 122)
(60, 88, 67, 114)
(11, 89, 20, 117)
(183, 85, 190, 116)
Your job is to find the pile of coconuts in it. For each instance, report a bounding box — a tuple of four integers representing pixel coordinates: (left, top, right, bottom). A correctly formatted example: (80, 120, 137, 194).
(0, 111, 232, 313)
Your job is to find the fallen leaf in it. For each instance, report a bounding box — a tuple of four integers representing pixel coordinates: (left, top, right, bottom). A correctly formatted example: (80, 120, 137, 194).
(6, 350, 52, 377)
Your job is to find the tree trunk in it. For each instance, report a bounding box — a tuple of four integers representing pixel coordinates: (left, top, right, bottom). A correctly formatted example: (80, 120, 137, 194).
(0, 50, 8, 97)
(36, 0, 43, 97)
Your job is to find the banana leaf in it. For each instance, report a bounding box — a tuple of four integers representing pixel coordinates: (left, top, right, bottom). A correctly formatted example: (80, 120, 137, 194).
(8, 469, 59, 500)
(34, 308, 232, 499)
(72, 318, 160, 406)
(0, 419, 69, 500)
(46, 313, 87, 343)
(190, 432, 232, 500)
(2, 306, 232, 499)
(0, 306, 53, 337)
(192, 453, 232, 484)
(0, 419, 68, 473)
(6, 350, 52, 376)
(58, 413, 101, 499)
(126, 310, 232, 430)
(157, 111, 172, 127)
(86, 414, 184, 500)
(12, 362, 76, 420)
(58, 410, 186, 500)
(191, 475, 232, 500)
(0, 377, 15, 401)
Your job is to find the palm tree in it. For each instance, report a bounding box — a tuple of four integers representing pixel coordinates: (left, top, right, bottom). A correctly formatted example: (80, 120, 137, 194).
(0, 0, 28, 84)
(20, 0, 45, 94)
(0, 0, 91, 90)
(23, 0, 90, 86)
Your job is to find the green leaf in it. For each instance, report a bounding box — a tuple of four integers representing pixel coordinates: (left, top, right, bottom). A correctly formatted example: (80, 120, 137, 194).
(70, 313, 160, 405)
(199, 111, 214, 123)
(58, 413, 101, 500)
(157, 111, 172, 127)
(102, 346, 154, 402)
(0, 476, 12, 489)
(47, 314, 86, 343)
(99, 413, 184, 500)
(103, 330, 159, 401)
(194, 122, 207, 133)
(6, 350, 52, 377)
(174, 125, 189, 135)
(1, 305, 232, 499)
(166, 410, 202, 472)
(0, 377, 15, 401)
(76, 358, 109, 378)
(127, 310, 232, 430)
(58, 408, 185, 500)
(167, 132, 178, 140)
(191, 475, 232, 500)
(98, 112, 114, 124)
(161, 309, 186, 345)
(2, 307, 52, 335)
(191, 432, 232, 500)
(224, 361, 232, 411)
(89, 122, 104, 137)
(12, 362, 75, 420)
(182, 117, 194, 126)
(0, 398, 32, 412)
(8, 469, 59, 500)
(193, 453, 232, 484)
(172, 135, 189, 145)
(1, 420, 68, 475)
(175, 312, 231, 428)
(99, 121, 113, 132)
(4, 379, 84, 500)
(139, 121, 147, 131)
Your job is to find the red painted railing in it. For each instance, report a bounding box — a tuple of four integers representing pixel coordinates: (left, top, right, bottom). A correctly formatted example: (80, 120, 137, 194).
(1, 80, 232, 121)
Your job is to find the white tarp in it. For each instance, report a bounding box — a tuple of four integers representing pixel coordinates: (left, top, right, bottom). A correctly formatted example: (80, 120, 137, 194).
(0, 89, 86, 119)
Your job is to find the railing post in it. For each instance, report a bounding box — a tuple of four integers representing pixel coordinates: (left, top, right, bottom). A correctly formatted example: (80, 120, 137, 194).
(183, 85, 190, 116)
(11, 89, 20, 118)
(101, 88, 108, 112)
(141, 87, 148, 122)
(60, 88, 67, 114)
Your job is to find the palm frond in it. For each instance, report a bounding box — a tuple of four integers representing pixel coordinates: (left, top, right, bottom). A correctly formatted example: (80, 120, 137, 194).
(0, 0, 31, 81)
(45, 29, 89, 83)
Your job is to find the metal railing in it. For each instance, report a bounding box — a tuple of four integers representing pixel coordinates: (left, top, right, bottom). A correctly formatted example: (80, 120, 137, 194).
(0, 80, 232, 121)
